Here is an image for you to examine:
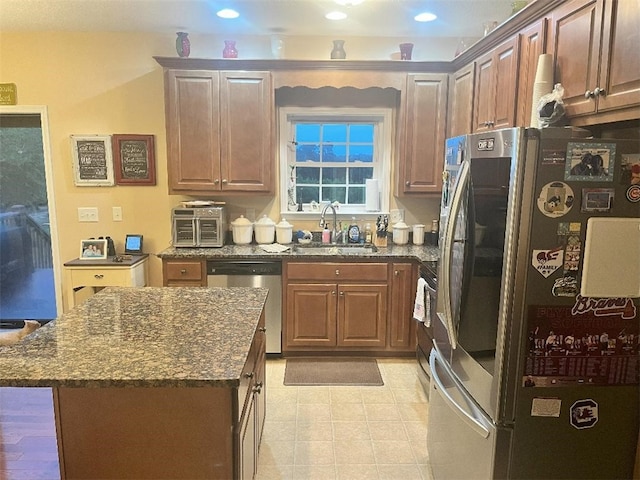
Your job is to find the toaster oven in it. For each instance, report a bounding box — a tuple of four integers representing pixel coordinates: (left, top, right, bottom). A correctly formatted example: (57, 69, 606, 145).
(172, 206, 226, 248)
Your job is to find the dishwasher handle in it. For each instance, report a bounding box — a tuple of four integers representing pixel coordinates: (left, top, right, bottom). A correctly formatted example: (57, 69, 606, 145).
(206, 260, 282, 276)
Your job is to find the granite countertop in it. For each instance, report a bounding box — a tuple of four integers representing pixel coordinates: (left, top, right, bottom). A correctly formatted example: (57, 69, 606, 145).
(0, 287, 268, 388)
(157, 243, 440, 265)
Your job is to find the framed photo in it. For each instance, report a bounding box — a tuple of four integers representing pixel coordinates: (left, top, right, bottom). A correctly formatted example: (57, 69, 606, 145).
(80, 239, 108, 260)
(112, 134, 156, 185)
(564, 142, 616, 182)
(71, 135, 114, 186)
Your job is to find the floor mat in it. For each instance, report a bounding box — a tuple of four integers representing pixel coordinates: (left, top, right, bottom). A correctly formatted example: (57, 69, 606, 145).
(283, 357, 384, 386)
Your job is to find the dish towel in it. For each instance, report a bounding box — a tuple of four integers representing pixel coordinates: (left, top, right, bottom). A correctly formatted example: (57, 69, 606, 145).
(413, 278, 428, 323)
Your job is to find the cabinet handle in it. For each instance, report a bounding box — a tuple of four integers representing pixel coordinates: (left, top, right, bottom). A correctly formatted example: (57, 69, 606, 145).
(335, 269, 340, 276)
(244, 372, 254, 379)
(180, 269, 187, 274)
(405, 181, 410, 186)
(394, 270, 399, 276)
(94, 274, 104, 279)
(222, 179, 228, 184)
(594, 87, 606, 97)
(253, 381, 263, 393)
(584, 90, 595, 99)
(214, 179, 220, 184)
(258, 327, 266, 333)
(332, 290, 336, 296)
(339, 291, 344, 296)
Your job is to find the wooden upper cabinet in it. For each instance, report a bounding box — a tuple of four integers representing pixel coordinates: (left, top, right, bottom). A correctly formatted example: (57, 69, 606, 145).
(473, 36, 520, 132)
(164, 69, 274, 195)
(516, 19, 547, 127)
(166, 70, 221, 193)
(398, 73, 448, 195)
(550, 0, 640, 124)
(448, 62, 475, 137)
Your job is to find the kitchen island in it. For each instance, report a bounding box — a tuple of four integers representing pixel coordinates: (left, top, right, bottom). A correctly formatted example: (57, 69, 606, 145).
(0, 286, 269, 480)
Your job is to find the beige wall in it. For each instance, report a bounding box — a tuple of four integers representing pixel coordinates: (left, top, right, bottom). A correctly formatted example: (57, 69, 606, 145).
(0, 31, 442, 301)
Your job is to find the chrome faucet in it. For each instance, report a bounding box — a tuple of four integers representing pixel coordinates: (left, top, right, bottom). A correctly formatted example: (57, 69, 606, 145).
(320, 202, 340, 244)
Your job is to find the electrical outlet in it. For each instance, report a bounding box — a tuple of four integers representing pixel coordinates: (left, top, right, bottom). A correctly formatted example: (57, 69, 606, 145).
(390, 209, 404, 224)
(112, 206, 123, 221)
(78, 207, 99, 222)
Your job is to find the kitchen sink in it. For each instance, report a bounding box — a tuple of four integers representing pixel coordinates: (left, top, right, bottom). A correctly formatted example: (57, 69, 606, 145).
(293, 244, 377, 255)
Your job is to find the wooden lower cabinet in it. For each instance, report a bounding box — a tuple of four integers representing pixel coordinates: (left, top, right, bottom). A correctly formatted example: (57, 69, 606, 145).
(162, 258, 206, 286)
(284, 260, 422, 354)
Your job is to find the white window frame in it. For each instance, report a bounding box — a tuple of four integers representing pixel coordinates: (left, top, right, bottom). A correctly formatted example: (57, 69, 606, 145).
(278, 106, 391, 219)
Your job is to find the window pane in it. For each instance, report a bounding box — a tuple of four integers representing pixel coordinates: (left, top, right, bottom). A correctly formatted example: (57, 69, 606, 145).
(296, 144, 320, 162)
(322, 145, 346, 162)
(323, 124, 347, 142)
(348, 187, 366, 204)
(322, 187, 346, 204)
(349, 124, 374, 142)
(296, 186, 319, 203)
(322, 167, 346, 184)
(349, 167, 373, 184)
(349, 145, 373, 163)
(296, 167, 320, 184)
(296, 124, 320, 142)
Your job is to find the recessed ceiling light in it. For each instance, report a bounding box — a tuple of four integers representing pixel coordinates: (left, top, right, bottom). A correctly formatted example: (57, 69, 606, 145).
(334, 0, 365, 5)
(326, 11, 348, 20)
(217, 8, 239, 19)
(414, 12, 437, 22)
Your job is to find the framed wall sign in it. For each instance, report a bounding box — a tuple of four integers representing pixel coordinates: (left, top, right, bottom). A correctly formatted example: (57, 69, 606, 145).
(71, 135, 114, 186)
(112, 134, 156, 185)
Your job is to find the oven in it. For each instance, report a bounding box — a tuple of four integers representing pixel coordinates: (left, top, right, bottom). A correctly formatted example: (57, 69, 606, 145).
(416, 262, 437, 397)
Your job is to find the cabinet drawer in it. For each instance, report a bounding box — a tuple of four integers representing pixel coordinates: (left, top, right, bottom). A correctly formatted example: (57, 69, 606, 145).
(68, 267, 144, 288)
(164, 260, 205, 281)
(287, 262, 387, 282)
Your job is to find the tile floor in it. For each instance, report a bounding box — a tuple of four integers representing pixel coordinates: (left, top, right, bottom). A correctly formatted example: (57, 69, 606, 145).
(257, 357, 433, 480)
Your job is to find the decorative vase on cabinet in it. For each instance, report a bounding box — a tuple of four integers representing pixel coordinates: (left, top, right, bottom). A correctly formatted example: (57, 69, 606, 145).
(223, 40, 238, 58)
(330, 40, 346, 59)
(176, 32, 190, 58)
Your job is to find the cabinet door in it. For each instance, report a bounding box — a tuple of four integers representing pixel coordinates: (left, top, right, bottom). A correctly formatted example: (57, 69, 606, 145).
(399, 73, 448, 195)
(285, 283, 336, 348)
(550, 0, 603, 117)
(337, 284, 387, 348)
(492, 37, 520, 130)
(239, 392, 256, 480)
(162, 259, 206, 286)
(472, 51, 495, 133)
(597, 0, 640, 115)
(516, 19, 546, 127)
(220, 71, 274, 193)
(165, 70, 221, 193)
(389, 263, 417, 350)
(448, 63, 475, 138)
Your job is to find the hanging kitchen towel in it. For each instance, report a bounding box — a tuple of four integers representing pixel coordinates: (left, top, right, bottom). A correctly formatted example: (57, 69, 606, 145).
(413, 278, 428, 322)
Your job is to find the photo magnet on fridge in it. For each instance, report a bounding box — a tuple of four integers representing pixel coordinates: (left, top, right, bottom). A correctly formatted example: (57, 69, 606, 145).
(564, 142, 615, 181)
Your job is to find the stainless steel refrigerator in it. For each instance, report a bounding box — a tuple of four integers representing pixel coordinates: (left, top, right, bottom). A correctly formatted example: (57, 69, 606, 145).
(428, 127, 639, 479)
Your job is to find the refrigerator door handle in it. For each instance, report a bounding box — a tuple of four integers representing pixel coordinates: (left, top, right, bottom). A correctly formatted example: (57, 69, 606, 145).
(429, 348, 491, 439)
(440, 159, 471, 349)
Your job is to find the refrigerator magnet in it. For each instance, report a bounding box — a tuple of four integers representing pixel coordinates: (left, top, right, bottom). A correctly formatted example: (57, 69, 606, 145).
(620, 153, 640, 186)
(581, 188, 615, 212)
(626, 185, 640, 202)
(570, 399, 598, 429)
(552, 275, 578, 297)
(532, 247, 564, 278)
(564, 142, 615, 181)
(537, 182, 575, 217)
(530, 398, 561, 417)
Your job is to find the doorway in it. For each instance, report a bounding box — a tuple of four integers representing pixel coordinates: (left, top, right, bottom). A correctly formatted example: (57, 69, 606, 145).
(0, 106, 61, 325)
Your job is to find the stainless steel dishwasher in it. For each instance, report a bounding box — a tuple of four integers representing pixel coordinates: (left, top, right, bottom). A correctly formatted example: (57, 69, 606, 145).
(206, 259, 282, 354)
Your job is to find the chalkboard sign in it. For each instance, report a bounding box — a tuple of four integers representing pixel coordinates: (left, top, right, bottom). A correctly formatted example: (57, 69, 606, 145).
(71, 135, 114, 186)
(112, 134, 156, 185)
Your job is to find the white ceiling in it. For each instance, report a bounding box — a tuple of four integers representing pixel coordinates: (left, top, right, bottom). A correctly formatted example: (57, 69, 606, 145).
(0, 0, 517, 39)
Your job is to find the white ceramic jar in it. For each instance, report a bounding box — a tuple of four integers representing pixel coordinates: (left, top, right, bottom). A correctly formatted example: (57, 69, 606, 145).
(276, 218, 293, 244)
(231, 215, 254, 244)
(392, 221, 410, 245)
(254, 215, 276, 244)
(412, 224, 425, 245)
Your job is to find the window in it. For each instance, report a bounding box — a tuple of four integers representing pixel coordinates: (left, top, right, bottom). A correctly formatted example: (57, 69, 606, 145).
(279, 107, 391, 216)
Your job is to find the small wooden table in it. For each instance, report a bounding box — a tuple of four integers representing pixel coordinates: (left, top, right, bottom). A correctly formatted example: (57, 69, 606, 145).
(63, 255, 148, 311)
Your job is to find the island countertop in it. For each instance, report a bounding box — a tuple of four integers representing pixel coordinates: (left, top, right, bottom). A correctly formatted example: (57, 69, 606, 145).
(0, 286, 268, 388)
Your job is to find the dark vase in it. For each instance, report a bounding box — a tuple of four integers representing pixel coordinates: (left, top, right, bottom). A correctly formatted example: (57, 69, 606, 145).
(399, 43, 413, 60)
(176, 32, 190, 58)
(223, 40, 238, 58)
(331, 40, 346, 59)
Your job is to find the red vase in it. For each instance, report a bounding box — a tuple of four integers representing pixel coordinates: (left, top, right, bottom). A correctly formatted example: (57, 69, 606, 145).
(176, 32, 190, 58)
(223, 40, 238, 58)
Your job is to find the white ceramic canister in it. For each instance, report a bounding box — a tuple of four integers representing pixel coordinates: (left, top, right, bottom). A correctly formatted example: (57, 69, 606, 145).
(276, 218, 293, 244)
(392, 221, 410, 245)
(231, 215, 254, 244)
(412, 224, 425, 245)
(254, 215, 276, 244)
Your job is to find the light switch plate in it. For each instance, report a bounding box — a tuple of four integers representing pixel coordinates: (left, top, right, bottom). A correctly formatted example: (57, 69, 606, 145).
(78, 207, 99, 222)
